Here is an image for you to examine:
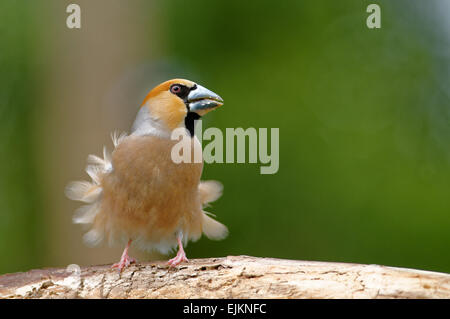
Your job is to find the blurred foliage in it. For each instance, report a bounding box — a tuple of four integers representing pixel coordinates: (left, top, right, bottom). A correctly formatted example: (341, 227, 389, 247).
(161, 0, 450, 272)
(0, 1, 44, 273)
(0, 0, 449, 274)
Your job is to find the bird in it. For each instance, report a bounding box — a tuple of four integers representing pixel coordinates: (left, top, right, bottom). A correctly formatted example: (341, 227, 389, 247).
(65, 79, 228, 271)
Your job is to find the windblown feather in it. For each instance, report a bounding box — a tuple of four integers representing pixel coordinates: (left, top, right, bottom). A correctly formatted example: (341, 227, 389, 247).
(65, 181, 102, 203)
(202, 213, 228, 240)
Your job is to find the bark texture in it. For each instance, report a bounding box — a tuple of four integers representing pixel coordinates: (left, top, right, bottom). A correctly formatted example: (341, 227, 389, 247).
(1, 256, 449, 299)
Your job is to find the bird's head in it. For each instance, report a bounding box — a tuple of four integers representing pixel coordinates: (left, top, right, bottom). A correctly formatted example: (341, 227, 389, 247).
(134, 79, 223, 137)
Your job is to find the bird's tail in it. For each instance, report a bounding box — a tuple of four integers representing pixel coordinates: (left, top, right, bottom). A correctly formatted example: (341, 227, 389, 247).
(199, 180, 228, 240)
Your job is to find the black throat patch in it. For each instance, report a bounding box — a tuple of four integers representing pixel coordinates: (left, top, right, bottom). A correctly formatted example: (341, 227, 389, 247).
(184, 112, 201, 137)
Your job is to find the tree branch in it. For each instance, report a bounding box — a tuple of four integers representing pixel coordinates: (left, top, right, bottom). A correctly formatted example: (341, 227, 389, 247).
(1, 256, 449, 298)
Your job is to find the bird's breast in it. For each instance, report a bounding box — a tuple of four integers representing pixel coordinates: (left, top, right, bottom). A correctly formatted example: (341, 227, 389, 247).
(98, 135, 203, 239)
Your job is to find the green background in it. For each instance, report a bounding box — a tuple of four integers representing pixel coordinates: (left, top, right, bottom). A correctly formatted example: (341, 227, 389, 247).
(0, 0, 449, 274)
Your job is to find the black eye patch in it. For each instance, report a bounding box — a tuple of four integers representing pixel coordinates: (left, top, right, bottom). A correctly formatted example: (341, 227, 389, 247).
(170, 84, 191, 100)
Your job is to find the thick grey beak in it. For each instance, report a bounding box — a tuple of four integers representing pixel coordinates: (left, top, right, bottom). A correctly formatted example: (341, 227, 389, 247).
(187, 84, 224, 114)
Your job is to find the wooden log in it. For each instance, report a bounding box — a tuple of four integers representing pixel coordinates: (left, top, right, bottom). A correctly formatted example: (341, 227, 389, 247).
(1, 256, 449, 299)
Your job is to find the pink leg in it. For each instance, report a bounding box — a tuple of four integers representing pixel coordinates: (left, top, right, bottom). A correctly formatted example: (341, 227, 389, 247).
(112, 239, 136, 272)
(167, 235, 189, 267)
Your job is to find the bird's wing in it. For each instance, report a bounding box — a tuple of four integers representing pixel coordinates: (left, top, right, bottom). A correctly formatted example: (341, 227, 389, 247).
(198, 180, 228, 240)
(198, 180, 223, 207)
(65, 131, 128, 245)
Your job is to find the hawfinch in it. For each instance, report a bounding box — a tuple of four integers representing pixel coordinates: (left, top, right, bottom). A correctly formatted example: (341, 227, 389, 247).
(66, 79, 228, 271)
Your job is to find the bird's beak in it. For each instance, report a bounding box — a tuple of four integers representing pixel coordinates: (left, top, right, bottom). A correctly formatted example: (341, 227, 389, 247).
(187, 84, 224, 116)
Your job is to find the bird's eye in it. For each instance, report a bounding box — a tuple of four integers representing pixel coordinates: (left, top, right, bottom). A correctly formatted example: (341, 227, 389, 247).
(170, 85, 182, 94)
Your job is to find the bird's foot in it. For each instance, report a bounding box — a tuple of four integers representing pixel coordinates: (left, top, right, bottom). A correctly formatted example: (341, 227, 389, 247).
(112, 254, 136, 272)
(167, 250, 189, 267)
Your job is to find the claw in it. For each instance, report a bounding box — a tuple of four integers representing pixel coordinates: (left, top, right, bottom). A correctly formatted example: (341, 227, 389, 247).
(167, 233, 189, 268)
(112, 240, 136, 272)
(168, 251, 189, 267)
